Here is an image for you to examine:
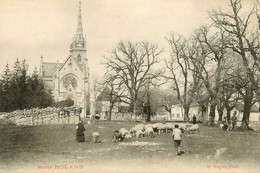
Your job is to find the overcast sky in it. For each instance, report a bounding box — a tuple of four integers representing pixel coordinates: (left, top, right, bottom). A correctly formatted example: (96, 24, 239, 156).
(0, 0, 256, 77)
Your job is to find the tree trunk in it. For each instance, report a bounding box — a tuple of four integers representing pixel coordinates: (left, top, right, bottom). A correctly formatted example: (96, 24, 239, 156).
(133, 101, 137, 122)
(200, 104, 207, 123)
(146, 89, 151, 122)
(217, 105, 224, 122)
(107, 106, 112, 121)
(209, 103, 216, 124)
(146, 106, 151, 122)
(226, 107, 232, 123)
(184, 106, 190, 122)
(240, 87, 253, 130)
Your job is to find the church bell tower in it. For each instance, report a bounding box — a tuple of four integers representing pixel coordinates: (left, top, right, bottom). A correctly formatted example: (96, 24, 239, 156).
(70, 1, 90, 117)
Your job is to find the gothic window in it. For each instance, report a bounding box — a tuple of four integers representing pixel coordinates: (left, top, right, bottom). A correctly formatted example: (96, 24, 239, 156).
(62, 75, 77, 90)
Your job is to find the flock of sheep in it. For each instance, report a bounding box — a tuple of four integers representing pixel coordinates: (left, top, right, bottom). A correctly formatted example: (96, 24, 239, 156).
(91, 122, 200, 143)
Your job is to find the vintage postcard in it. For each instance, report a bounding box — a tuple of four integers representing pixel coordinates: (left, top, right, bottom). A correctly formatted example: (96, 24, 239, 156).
(0, 0, 259, 172)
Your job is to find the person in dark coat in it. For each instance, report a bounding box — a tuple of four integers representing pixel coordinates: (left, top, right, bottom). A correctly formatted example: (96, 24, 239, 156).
(231, 111, 237, 130)
(192, 114, 197, 124)
(76, 120, 85, 142)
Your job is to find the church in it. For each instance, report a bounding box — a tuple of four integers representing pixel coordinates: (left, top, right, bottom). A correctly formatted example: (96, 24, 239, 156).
(39, 2, 90, 116)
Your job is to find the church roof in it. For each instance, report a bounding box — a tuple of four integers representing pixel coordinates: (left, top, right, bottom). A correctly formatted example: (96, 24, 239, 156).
(58, 55, 84, 72)
(42, 62, 62, 77)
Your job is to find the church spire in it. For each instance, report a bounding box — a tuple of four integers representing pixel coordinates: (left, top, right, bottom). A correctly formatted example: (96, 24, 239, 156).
(76, 1, 83, 38)
(70, 1, 86, 51)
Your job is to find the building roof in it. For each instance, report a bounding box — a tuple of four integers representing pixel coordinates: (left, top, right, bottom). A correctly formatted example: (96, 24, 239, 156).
(42, 62, 62, 77)
(97, 87, 121, 102)
(235, 103, 259, 113)
(97, 87, 111, 101)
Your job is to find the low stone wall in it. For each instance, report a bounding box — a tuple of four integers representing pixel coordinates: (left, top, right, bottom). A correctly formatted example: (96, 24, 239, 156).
(0, 106, 81, 126)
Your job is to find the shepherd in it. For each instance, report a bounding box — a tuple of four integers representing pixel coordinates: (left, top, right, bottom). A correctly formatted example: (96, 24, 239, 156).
(192, 114, 197, 124)
(76, 120, 85, 142)
(231, 111, 238, 130)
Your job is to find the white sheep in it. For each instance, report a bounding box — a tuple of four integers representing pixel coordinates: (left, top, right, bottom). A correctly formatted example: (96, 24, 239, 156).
(119, 128, 130, 137)
(164, 123, 174, 133)
(145, 124, 153, 130)
(187, 124, 200, 133)
(135, 124, 145, 131)
(151, 123, 160, 128)
(156, 123, 166, 135)
(92, 132, 100, 143)
(178, 124, 187, 131)
(144, 127, 155, 138)
(125, 134, 132, 139)
(130, 127, 137, 137)
(136, 130, 145, 138)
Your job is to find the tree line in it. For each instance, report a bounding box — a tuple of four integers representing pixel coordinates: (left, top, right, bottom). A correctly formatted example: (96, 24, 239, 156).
(0, 58, 53, 112)
(102, 0, 259, 129)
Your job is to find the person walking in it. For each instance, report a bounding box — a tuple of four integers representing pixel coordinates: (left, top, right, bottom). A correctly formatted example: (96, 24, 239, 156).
(172, 124, 183, 156)
(231, 111, 238, 130)
(76, 120, 85, 142)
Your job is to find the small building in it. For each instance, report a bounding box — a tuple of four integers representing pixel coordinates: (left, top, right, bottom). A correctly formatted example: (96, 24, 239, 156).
(96, 87, 120, 115)
(231, 103, 260, 126)
(171, 104, 184, 121)
(171, 103, 202, 122)
(213, 103, 260, 125)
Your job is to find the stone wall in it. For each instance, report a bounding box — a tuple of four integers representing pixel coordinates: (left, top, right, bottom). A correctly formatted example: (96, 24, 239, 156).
(0, 106, 81, 126)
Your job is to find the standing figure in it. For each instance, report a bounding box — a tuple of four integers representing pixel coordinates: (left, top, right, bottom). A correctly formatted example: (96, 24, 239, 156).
(76, 120, 85, 142)
(192, 114, 197, 124)
(231, 111, 238, 130)
(172, 124, 183, 156)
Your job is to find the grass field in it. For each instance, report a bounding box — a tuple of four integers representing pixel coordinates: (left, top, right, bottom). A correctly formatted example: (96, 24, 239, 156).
(0, 120, 259, 173)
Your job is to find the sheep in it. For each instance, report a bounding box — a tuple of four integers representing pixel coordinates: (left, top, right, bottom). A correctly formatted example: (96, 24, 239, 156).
(112, 130, 125, 142)
(150, 123, 164, 134)
(144, 127, 155, 138)
(125, 134, 132, 139)
(152, 127, 159, 135)
(135, 124, 145, 131)
(130, 127, 137, 137)
(156, 123, 166, 135)
(178, 124, 187, 133)
(145, 124, 153, 130)
(119, 128, 130, 137)
(187, 124, 200, 134)
(136, 130, 145, 138)
(164, 123, 174, 133)
(92, 132, 100, 143)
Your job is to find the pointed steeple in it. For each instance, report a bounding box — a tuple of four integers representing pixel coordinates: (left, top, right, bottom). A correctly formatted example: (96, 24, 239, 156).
(70, 1, 86, 51)
(76, 1, 83, 38)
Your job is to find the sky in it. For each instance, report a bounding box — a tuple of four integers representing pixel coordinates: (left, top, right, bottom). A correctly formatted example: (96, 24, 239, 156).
(0, 0, 256, 77)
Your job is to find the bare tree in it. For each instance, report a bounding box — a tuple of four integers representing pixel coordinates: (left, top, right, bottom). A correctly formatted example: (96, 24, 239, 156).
(105, 41, 163, 121)
(165, 34, 197, 121)
(102, 74, 127, 121)
(161, 89, 178, 115)
(210, 0, 260, 129)
(90, 75, 104, 115)
(189, 26, 229, 124)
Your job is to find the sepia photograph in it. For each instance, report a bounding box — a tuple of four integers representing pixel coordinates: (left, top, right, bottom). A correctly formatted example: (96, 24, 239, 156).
(0, 0, 259, 172)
